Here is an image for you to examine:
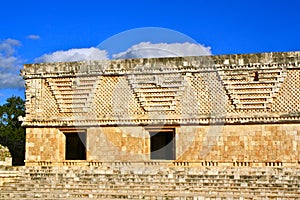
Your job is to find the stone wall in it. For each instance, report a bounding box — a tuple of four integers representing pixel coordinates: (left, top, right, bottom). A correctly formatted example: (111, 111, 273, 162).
(21, 51, 300, 166)
(25, 128, 64, 162)
(87, 126, 149, 161)
(177, 124, 300, 163)
(25, 123, 300, 166)
(21, 51, 300, 127)
(0, 145, 11, 166)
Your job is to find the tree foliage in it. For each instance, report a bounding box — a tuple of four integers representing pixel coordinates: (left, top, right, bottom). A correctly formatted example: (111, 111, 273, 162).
(0, 96, 25, 165)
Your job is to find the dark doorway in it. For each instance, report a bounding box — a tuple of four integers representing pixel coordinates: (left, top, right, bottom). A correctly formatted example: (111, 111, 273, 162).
(149, 130, 175, 160)
(65, 132, 86, 160)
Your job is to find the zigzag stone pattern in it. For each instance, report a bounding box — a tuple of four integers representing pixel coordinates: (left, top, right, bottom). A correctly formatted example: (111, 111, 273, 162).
(21, 51, 300, 126)
(217, 63, 287, 110)
(46, 76, 100, 114)
(127, 73, 186, 112)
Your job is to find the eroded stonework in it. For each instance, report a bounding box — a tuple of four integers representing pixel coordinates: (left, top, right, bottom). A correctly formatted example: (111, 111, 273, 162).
(22, 51, 300, 166)
(0, 145, 12, 166)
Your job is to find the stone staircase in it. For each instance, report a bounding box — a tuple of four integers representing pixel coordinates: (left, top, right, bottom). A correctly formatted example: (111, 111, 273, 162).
(217, 66, 287, 109)
(127, 73, 186, 112)
(1, 165, 299, 199)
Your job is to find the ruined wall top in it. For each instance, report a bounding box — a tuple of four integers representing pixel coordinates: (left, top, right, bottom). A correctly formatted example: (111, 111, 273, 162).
(22, 51, 300, 77)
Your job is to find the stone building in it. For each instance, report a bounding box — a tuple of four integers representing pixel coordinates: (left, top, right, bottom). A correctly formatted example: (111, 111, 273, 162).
(21, 51, 300, 167)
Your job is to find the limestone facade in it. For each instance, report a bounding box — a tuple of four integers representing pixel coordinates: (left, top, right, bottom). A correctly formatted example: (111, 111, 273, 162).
(21, 51, 300, 166)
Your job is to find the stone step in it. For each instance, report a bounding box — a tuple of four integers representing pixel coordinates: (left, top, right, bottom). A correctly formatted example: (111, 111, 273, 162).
(5, 178, 299, 191)
(22, 171, 300, 179)
(1, 186, 299, 199)
(4, 166, 297, 200)
(28, 181, 297, 189)
(11, 180, 298, 188)
(0, 191, 238, 200)
(1, 185, 298, 198)
(4, 184, 296, 196)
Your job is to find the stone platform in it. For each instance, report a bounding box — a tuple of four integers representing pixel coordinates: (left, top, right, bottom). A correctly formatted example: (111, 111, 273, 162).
(0, 164, 299, 199)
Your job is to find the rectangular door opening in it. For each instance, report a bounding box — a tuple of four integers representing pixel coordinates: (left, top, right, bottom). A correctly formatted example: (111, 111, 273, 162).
(149, 129, 175, 160)
(65, 132, 86, 160)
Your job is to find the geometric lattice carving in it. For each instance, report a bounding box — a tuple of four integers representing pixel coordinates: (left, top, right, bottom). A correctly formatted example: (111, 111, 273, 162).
(127, 73, 186, 112)
(190, 72, 230, 115)
(271, 70, 300, 112)
(21, 51, 300, 126)
(218, 66, 287, 109)
(46, 76, 99, 113)
(43, 80, 60, 117)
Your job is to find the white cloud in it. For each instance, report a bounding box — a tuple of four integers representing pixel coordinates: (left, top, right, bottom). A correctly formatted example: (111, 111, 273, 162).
(27, 34, 40, 40)
(0, 39, 24, 89)
(0, 73, 24, 89)
(0, 38, 20, 56)
(112, 42, 212, 59)
(34, 42, 211, 64)
(34, 47, 108, 63)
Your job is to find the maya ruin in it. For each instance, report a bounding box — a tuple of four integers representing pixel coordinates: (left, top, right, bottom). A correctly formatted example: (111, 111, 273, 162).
(21, 51, 300, 167)
(0, 51, 300, 199)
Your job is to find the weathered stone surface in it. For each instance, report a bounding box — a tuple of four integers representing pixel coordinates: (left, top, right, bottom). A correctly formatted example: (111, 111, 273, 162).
(24, 124, 300, 165)
(0, 145, 11, 166)
(21, 51, 300, 126)
(21, 51, 300, 166)
(0, 165, 300, 199)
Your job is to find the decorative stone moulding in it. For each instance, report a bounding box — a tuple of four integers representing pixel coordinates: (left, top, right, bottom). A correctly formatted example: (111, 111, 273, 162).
(21, 51, 300, 126)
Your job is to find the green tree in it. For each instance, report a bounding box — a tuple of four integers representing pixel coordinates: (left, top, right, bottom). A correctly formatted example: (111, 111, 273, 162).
(0, 96, 25, 165)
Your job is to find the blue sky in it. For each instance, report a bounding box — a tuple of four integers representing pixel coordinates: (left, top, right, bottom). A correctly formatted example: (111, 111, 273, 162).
(0, 0, 299, 104)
